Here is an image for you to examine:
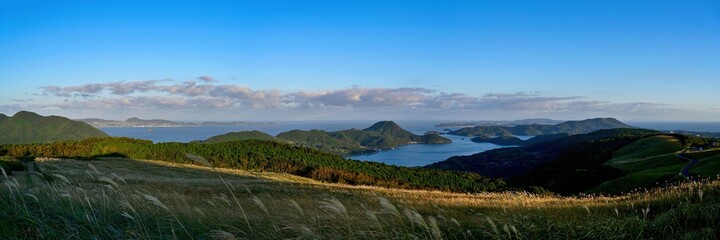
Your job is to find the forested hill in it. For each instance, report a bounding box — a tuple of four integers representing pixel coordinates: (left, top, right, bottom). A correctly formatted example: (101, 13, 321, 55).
(426, 129, 663, 192)
(206, 120, 451, 155)
(1, 137, 505, 193)
(204, 130, 282, 143)
(0, 111, 108, 144)
(447, 117, 632, 137)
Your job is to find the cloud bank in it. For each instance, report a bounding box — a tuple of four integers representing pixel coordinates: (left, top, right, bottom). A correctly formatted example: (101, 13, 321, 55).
(0, 76, 676, 120)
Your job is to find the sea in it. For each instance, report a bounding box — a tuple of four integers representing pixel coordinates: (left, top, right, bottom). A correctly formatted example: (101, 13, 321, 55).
(100, 121, 720, 167)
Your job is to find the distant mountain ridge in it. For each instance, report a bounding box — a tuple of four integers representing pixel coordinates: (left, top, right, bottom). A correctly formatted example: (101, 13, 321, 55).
(0, 111, 108, 144)
(77, 117, 273, 128)
(436, 118, 563, 128)
(448, 118, 632, 137)
(204, 120, 451, 154)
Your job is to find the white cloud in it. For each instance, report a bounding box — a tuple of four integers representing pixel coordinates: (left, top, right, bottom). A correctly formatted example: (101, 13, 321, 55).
(4, 78, 683, 120)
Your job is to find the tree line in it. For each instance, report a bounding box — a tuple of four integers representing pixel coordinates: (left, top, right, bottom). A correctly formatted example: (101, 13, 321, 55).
(0, 137, 506, 193)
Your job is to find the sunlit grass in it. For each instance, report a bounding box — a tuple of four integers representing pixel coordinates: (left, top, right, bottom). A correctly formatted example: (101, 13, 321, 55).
(1, 157, 719, 239)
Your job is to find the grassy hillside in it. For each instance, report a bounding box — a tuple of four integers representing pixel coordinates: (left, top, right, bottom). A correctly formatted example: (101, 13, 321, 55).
(428, 128, 659, 180)
(592, 154, 686, 194)
(1, 157, 719, 239)
(1, 137, 505, 193)
(591, 135, 712, 194)
(204, 130, 281, 143)
(429, 130, 720, 195)
(608, 135, 683, 163)
(509, 129, 661, 194)
(687, 149, 720, 178)
(0, 111, 108, 144)
(448, 117, 632, 137)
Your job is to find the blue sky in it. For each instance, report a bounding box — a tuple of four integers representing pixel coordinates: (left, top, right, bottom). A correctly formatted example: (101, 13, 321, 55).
(1, 0, 719, 121)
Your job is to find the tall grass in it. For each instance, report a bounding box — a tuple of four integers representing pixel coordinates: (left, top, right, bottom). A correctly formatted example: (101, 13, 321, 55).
(1, 157, 719, 239)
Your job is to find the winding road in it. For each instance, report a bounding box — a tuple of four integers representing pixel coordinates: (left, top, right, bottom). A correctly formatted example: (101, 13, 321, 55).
(676, 153, 698, 179)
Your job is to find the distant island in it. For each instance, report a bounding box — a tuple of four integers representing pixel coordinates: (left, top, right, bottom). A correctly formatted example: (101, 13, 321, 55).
(450, 118, 720, 146)
(435, 118, 563, 128)
(76, 117, 274, 128)
(447, 117, 632, 137)
(203, 120, 451, 155)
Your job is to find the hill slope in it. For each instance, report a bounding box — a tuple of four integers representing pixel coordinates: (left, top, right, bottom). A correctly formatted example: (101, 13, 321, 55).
(448, 117, 632, 137)
(428, 128, 664, 193)
(590, 135, 686, 194)
(204, 130, 281, 143)
(0, 111, 108, 144)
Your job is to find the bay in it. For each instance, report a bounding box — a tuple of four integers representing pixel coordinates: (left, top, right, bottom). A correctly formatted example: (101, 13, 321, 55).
(99, 120, 512, 167)
(345, 134, 524, 167)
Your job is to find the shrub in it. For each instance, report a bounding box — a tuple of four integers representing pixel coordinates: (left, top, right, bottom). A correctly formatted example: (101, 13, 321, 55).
(0, 157, 25, 173)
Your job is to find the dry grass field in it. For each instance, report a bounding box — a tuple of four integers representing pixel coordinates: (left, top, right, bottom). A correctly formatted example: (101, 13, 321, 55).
(2, 157, 719, 239)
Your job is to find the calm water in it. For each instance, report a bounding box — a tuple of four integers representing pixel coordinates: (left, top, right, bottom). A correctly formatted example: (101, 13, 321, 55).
(101, 121, 720, 167)
(347, 134, 532, 167)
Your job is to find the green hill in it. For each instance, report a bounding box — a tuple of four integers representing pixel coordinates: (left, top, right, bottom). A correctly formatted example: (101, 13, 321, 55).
(204, 130, 281, 143)
(471, 135, 525, 145)
(362, 121, 418, 139)
(277, 129, 366, 154)
(429, 129, 720, 195)
(687, 149, 720, 178)
(421, 133, 453, 144)
(0, 111, 108, 144)
(448, 125, 512, 137)
(206, 121, 452, 155)
(428, 128, 663, 193)
(608, 135, 683, 163)
(448, 117, 632, 137)
(471, 133, 570, 146)
(343, 120, 450, 147)
(587, 135, 686, 194)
